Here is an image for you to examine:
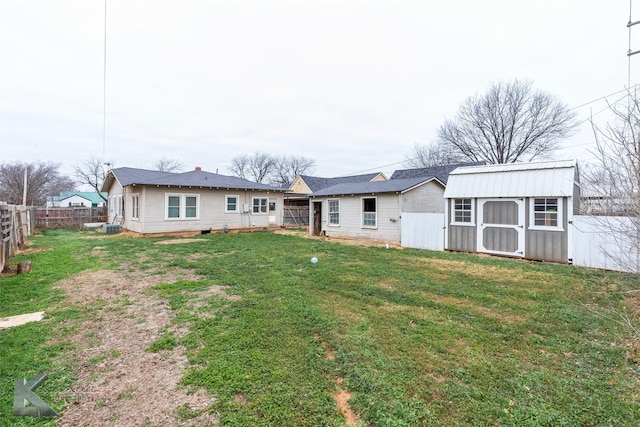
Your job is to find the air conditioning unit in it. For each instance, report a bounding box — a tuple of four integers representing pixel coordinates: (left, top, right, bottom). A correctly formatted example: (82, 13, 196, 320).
(103, 224, 120, 234)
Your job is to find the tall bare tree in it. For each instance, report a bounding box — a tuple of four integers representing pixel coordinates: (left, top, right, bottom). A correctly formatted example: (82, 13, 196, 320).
(229, 152, 274, 183)
(439, 79, 577, 164)
(73, 157, 112, 202)
(153, 157, 184, 173)
(404, 142, 465, 168)
(0, 161, 75, 206)
(228, 154, 251, 180)
(270, 155, 316, 186)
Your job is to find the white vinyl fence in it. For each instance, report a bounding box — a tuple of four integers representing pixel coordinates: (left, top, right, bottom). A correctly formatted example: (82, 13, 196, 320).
(401, 212, 445, 251)
(571, 215, 640, 273)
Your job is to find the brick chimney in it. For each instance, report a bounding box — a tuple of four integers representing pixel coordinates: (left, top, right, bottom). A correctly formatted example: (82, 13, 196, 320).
(195, 166, 202, 171)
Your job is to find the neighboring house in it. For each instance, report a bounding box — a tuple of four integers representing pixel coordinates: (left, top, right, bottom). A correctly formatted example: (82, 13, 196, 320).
(307, 163, 476, 245)
(284, 172, 387, 226)
(101, 167, 286, 235)
(309, 177, 448, 245)
(443, 160, 580, 263)
(46, 192, 108, 208)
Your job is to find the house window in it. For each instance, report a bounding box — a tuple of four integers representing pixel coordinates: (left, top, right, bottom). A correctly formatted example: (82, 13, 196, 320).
(166, 194, 199, 220)
(453, 198, 473, 224)
(226, 195, 238, 213)
(328, 199, 340, 226)
(531, 198, 562, 229)
(185, 196, 197, 218)
(253, 198, 267, 214)
(132, 195, 139, 220)
(362, 197, 377, 228)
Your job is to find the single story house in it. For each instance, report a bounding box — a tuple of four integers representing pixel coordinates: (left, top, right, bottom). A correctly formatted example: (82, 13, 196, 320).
(46, 192, 108, 208)
(443, 160, 580, 263)
(308, 174, 453, 245)
(283, 172, 387, 226)
(308, 163, 478, 245)
(101, 167, 286, 235)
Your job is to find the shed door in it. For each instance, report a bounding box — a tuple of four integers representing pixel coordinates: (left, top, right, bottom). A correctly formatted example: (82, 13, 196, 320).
(477, 199, 525, 257)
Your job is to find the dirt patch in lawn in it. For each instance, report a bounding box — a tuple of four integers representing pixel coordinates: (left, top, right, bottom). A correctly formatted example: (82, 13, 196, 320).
(53, 268, 218, 426)
(155, 238, 207, 245)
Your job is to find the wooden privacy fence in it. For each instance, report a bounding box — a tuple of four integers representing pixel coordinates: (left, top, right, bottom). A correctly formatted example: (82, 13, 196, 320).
(35, 207, 107, 229)
(283, 206, 309, 227)
(0, 203, 35, 272)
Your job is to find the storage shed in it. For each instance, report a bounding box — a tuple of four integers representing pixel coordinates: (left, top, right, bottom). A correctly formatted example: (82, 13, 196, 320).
(443, 160, 580, 263)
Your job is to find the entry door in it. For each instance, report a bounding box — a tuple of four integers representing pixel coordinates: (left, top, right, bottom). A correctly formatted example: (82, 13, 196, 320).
(312, 202, 322, 236)
(477, 199, 525, 257)
(268, 198, 277, 225)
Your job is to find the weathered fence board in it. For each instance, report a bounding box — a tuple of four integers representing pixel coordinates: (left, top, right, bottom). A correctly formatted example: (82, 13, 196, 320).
(283, 206, 309, 227)
(35, 207, 107, 229)
(400, 212, 445, 251)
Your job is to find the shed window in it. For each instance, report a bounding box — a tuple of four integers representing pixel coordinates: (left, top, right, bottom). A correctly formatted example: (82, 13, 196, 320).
(531, 198, 561, 229)
(362, 197, 377, 228)
(453, 198, 473, 224)
(328, 199, 340, 226)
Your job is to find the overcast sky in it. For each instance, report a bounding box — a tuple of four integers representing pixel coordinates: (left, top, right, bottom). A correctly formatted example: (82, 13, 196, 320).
(0, 1, 635, 181)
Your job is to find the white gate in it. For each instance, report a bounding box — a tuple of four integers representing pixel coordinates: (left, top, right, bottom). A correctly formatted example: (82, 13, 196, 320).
(401, 213, 445, 251)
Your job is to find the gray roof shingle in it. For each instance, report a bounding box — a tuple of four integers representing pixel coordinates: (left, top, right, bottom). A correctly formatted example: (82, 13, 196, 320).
(311, 177, 437, 197)
(299, 173, 382, 192)
(108, 167, 285, 192)
(390, 162, 483, 183)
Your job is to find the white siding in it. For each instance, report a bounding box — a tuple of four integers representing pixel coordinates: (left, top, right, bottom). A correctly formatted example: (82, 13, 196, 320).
(319, 193, 401, 244)
(401, 181, 445, 213)
(123, 186, 283, 234)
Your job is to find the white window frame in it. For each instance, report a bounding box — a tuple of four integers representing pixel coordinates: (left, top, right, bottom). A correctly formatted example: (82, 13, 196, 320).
(529, 197, 563, 231)
(328, 199, 340, 226)
(252, 197, 268, 214)
(361, 196, 377, 229)
(165, 193, 200, 220)
(451, 198, 475, 226)
(132, 194, 140, 220)
(225, 195, 239, 213)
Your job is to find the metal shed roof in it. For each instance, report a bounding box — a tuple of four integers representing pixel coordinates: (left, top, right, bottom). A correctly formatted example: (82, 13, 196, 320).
(443, 160, 578, 199)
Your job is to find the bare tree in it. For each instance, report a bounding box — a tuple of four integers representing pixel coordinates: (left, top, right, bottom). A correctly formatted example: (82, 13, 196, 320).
(153, 157, 184, 173)
(439, 79, 577, 164)
(229, 152, 275, 183)
(404, 142, 465, 168)
(228, 154, 250, 180)
(270, 155, 316, 186)
(0, 161, 75, 206)
(73, 157, 112, 202)
(580, 88, 640, 277)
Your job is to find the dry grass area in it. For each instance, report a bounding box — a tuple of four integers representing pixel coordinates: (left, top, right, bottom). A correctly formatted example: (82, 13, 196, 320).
(53, 268, 220, 426)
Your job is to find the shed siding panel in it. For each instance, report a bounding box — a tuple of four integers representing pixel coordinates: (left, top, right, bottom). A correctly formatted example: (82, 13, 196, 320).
(483, 227, 518, 253)
(483, 201, 518, 225)
(401, 182, 445, 213)
(525, 198, 568, 263)
(448, 225, 476, 252)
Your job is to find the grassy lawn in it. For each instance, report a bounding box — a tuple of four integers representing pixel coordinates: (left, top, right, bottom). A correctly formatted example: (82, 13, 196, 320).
(1, 228, 640, 426)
